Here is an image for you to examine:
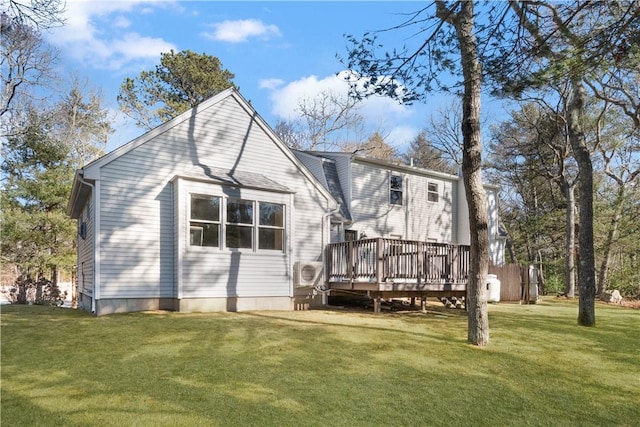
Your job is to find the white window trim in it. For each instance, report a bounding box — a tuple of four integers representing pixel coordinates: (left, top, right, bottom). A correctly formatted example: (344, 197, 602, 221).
(427, 182, 439, 203)
(389, 172, 403, 206)
(257, 202, 286, 251)
(187, 193, 286, 253)
(188, 193, 222, 249)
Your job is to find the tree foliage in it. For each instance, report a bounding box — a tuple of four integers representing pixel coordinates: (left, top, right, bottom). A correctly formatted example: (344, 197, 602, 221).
(343, 132, 398, 162)
(1, 82, 112, 284)
(403, 131, 457, 174)
(117, 50, 237, 130)
(497, 1, 640, 326)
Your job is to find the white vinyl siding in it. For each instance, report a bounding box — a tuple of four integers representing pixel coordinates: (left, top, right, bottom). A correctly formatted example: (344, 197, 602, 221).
(350, 161, 458, 243)
(95, 94, 329, 300)
(77, 197, 94, 296)
(178, 181, 291, 298)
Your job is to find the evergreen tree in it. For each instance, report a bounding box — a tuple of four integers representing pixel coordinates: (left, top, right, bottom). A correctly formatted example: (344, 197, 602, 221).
(118, 50, 237, 130)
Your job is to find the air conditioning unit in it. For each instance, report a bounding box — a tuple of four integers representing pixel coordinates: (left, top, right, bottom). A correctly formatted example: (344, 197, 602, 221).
(294, 261, 324, 288)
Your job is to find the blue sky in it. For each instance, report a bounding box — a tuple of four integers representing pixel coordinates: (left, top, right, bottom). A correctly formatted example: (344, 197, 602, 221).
(46, 1, 506, 153)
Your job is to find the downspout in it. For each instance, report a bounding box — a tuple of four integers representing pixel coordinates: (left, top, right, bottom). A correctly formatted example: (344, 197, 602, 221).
(405, 176, 410, 239)
(79, 175, 97, 314)
(321, 205, 342, 304)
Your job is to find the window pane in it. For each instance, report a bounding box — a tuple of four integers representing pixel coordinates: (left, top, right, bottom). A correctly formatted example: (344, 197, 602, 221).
(390, 175, 402, 190)
(226, 225, 253, 248)
(259, 203, 284, 226)
(259, 228, 283, 250)
(428, 183, 439, 202)
(227, 200, 253, 224)
(190, 222, 219, 247)
(191, 195, 220, 221)
(390, 190, 402, 205)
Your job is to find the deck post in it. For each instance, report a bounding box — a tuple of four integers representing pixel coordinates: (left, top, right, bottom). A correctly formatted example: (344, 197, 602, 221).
(373, 293, 382, 313)
(376, 238, 385, 283)
(417, 242, 424, 284)
(420, 296, 427, 312)
(349, 240, 355, 284)
(451, 245, 459, 283)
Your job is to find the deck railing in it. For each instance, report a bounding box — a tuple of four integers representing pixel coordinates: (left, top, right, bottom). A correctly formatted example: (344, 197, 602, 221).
(326, 238, 470, 285)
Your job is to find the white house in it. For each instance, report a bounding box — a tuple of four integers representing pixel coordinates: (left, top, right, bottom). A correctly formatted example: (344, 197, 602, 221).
(293, 151, 505, 265)
(67, 88, 504, 316)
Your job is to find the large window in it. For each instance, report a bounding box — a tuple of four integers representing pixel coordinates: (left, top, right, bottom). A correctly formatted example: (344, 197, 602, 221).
(190, 194, 221, 247)
(390, 174, 403, 205)
(258, 202, 284, 250)
(428, 182, 439, 203)
(226, 199, 254, 249)
(189, 194, 285, 251)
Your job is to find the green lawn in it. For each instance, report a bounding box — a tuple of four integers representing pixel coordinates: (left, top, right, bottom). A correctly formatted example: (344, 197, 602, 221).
(1, 298, 639, 427)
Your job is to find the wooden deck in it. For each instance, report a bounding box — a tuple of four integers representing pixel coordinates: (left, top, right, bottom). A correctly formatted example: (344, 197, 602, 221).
(325, 238, 470, 311)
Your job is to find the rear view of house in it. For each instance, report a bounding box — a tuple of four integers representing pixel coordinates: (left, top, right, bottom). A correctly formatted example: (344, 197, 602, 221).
(68, 89, 339, 315)
(68, 88, 505, 315)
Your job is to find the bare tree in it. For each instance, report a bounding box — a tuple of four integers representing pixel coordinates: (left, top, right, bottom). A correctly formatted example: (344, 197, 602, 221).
(2, 0, 66, 30)
(1, 17, 58, 122)
(293, 89, 366, 151)
(273, 119, 304, 150)
(54, 77, 113, 168)
(425, 99, 464, 166)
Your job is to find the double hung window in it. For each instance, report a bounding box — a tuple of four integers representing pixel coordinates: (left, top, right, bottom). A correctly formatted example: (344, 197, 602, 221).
(190, 194, 221, 247)
(189, 194, 284, 251)
(226, 199, 254, 249)
(427, 182, 439, 203)
(390, 174, 403, 205)
(258, 203, 284, 250)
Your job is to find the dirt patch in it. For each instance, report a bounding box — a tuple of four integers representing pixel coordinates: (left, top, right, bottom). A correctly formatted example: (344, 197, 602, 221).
(618, 299, 640, 309)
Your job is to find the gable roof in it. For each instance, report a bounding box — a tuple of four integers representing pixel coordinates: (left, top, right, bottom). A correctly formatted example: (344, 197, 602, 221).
(67, 88, 337, 217)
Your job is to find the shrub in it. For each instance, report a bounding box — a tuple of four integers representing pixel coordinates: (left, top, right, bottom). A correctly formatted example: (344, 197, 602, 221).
(4, 275, 66, 306)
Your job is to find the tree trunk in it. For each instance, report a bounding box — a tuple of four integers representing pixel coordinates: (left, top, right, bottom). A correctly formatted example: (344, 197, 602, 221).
(537, 250, 546, 295)
(597, 185, 625, 296)
(567, 79, 596, 326)
(562, 182, 576, 298)
(454, 1, 490, 345)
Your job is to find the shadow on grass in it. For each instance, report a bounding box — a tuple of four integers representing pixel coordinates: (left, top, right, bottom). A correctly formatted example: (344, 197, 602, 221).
(2, 302, 639, 426)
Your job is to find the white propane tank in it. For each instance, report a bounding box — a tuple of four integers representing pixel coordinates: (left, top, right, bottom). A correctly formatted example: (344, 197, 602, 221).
(487, 274, 501, 303)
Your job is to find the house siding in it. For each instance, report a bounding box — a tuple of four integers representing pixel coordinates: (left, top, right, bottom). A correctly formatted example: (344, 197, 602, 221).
(77, 195, 94, 300)
(95, 95, 329, 302)
(349, 161, 458, 243)
(178, 181, 292, 298)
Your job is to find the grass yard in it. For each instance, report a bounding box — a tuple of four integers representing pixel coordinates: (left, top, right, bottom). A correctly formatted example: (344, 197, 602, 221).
(1, 298, 639, 427)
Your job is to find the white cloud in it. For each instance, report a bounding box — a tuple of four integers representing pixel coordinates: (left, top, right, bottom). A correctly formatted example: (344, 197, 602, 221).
(259, 73, 420, 149)
(48, 1, 177, 71)
(203, 19, 281, 43)
(259, 78, 285, 90)
(113, 16, 131, 29)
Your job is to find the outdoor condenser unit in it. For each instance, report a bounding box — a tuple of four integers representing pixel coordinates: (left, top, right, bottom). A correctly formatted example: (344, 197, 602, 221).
(294, 261, 324, 288)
